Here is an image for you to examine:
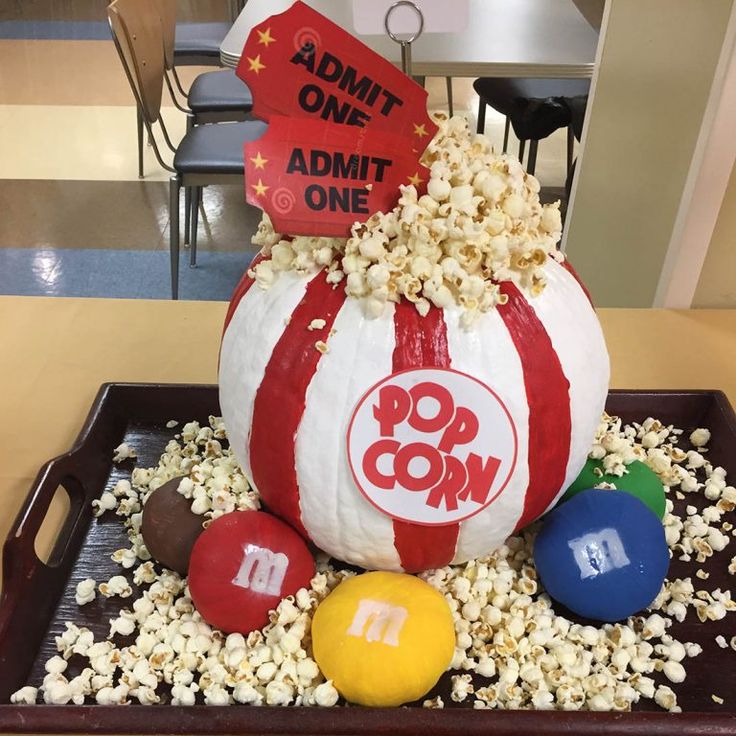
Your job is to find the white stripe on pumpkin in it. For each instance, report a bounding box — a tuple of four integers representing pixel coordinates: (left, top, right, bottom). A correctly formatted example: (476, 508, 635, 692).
(443, 304, 532, 564)
(219, 268, 311, 489)
(524, 259, 610, 514)
(295, 298, 402, 571)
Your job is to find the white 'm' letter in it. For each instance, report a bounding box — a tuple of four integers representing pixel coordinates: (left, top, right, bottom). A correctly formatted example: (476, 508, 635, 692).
(567, 528, 631, 579)
(232, 545, 289, 596)
(346, 599, 408, 646)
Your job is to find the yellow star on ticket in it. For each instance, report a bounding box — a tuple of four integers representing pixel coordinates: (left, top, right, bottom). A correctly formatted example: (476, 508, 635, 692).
(250, 152, 268, 170)
(413, 123, 429, 138)
(247, 54, 266, 74)
(251, 179, 269, 196)
(407, 171, 423, 186)
(257, 27, 276, 46)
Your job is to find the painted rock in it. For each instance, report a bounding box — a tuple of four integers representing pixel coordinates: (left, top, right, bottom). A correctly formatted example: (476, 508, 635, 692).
(219, 257, 609, 572)
(561, 458, 666, 519)
(311, 571, 454, 706)
(141, 477, 204, 575)
(534, 489, 669, 622)
(188, 510, 315, 634)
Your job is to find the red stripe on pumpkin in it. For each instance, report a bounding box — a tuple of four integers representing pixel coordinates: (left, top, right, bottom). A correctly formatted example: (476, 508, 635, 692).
(498, 282, 572, 532)
(560, 258, 593, 308)
(222, 251, 267, 337)
(249, 273, 346, 538)
(391, 302, 460, 573)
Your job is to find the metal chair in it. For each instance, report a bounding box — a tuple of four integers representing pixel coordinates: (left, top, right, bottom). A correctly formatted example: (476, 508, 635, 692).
(173, 22, 230, 69)
(108, 0, 266, 300)
(169, 1, 246, 86)
(133, 0, 253, 181)
(474, 77, 590, 177)
(155, 0, 254, 250)
(173, 0, 247, 76)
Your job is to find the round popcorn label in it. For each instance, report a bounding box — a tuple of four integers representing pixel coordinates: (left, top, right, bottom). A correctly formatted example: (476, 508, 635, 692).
(347, 368, 518, 526)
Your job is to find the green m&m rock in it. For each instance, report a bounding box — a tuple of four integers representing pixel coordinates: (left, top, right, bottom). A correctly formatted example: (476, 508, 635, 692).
(561, 458, 666, 520)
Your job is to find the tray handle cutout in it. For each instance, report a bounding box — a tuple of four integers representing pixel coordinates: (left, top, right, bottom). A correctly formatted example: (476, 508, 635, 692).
(4, 455, 87, 584)
(33, 484, 71, 567)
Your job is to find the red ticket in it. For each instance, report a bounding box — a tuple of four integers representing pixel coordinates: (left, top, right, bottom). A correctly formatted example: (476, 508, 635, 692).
(245, 115, 430, 236)
(236, 0, 437, 152)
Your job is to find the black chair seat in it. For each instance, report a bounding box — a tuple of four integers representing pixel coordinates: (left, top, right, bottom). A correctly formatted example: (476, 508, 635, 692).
(174, 120, 267, 174)
(174, 22, 230, 58)
(188, 70, 253, 113)
(474, 77, 590, 141)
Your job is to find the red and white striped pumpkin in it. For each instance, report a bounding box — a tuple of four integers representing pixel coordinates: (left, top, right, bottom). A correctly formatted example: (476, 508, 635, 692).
(219, 255, 609, 573)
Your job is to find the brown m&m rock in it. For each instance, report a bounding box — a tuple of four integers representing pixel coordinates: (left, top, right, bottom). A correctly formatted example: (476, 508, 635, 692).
(141, 477, 204, 575)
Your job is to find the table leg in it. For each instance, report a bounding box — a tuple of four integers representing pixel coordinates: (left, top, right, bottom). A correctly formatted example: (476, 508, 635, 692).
(169, 176, 180, 300)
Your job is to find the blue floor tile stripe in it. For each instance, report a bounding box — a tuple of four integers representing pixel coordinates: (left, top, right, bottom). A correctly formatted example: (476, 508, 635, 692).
(0, 248, 254, 301)
(0, 20, 228, 41)
(0, 20, 112, 41)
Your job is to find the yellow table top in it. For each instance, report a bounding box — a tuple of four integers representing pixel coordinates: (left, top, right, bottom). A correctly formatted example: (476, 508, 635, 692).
(1, 296, 735, 589)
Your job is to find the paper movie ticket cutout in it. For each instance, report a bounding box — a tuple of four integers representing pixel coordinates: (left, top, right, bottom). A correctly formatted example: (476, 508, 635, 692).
(237, 0, 437, 145)
(347, 368, 519, 526)
(245, 115, 431, 236)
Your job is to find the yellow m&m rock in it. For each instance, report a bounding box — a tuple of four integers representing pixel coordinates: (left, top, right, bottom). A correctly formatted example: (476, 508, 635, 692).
(311, 571, 455, 707)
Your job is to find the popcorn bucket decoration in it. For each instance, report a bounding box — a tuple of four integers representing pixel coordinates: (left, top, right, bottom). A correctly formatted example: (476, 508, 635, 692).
(219, 4, 609, 573)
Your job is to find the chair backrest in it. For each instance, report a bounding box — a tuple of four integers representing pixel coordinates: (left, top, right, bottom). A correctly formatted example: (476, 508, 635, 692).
(107, 0, 164, 124)
(152, 0, 177, 72)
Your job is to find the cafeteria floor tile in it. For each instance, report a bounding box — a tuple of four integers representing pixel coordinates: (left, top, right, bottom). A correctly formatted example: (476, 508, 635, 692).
(0, 0, 232, 24)
(0, 180, 263, 252)
(0, 20, 111, 40)
(0, 247, 256, 301)
(0, 104, 189, 181)
(0, 40, 211, 106)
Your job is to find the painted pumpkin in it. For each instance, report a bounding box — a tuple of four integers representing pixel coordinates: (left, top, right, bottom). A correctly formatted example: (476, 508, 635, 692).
(219, 255, 609, 572)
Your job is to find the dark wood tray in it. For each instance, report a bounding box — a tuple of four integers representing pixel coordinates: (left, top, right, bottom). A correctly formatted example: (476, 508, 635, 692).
(1, 384, 736, 735)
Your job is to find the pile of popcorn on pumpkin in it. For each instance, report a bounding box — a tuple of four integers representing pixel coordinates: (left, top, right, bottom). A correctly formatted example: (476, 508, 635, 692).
(10, 411, 736, 710)
(250, 113, 564, 328)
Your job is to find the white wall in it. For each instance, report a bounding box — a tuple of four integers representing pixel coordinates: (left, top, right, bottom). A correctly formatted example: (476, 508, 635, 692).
(564, 0, 733, 307)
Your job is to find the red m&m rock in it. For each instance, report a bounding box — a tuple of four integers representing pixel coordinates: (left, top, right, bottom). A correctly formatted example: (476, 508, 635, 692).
(188, 511, 315, 634)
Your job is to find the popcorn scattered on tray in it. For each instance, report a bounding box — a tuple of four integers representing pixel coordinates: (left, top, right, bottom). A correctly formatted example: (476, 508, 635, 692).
(10, 686, 38, 705)
(112, 442, 137, 464)
(250, 113, 566, 329)
(10, 414, 736, 710)
(75, 579, 96, 606)
(99, 575, 133, 599)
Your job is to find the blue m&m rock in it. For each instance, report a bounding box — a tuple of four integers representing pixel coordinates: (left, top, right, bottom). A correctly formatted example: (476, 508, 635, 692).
(534, 489, 669, 622)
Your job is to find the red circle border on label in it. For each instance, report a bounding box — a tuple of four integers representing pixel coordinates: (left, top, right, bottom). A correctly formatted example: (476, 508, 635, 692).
(346, 367, 519, 527)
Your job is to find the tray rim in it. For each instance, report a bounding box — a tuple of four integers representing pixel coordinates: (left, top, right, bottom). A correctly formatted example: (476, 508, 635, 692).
(1, 703, 735, 735)
(1, 383, 735, 734)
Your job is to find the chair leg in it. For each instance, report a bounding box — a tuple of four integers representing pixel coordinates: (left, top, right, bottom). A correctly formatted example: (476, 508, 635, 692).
(476, 99, 486, 134)
(169, 176, 181, 300)
(190, 186, 202, 268)
(503, 117, 510, 154)
(184, 187, 192, 245)
(184, 188, 191, 246)
(518, 139, 526, 164)
(172, 66, 189, 98)
(445, 77, 454, 117)
(136, 107, 144, 179)
(183, 115, 194, 246)
(567, 124, 575, 177)
(527, 139, 539, 176)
